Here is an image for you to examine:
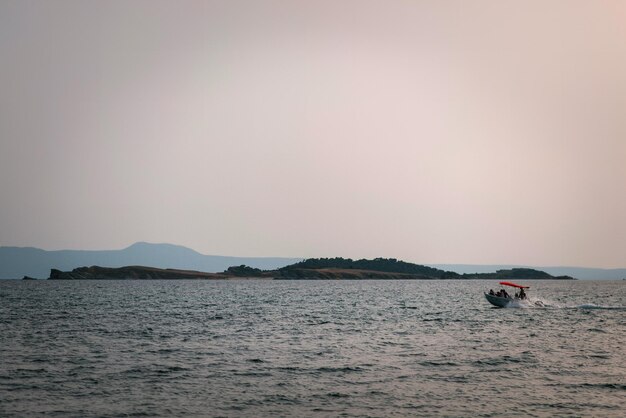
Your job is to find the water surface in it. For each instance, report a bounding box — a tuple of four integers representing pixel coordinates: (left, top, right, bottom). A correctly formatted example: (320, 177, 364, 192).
(1, 280, 624, 417)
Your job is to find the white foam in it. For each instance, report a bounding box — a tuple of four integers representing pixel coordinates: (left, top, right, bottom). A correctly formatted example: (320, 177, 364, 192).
(501, 297, 560, 309)
(575, 304, 626, 310)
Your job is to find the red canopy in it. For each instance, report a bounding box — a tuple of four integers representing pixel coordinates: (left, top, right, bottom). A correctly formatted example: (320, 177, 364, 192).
(499, 281, 530, 289)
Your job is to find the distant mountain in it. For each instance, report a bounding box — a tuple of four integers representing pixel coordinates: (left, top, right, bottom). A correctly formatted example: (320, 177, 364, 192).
(0, 242, 301, 279)
(428, 264, 626, 280)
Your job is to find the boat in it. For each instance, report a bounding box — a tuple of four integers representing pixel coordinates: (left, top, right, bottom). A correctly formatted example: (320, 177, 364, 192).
(484, 281, 530, 308)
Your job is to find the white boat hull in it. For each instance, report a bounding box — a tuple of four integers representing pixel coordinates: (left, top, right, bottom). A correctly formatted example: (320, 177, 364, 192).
(484, 292, 513, 307)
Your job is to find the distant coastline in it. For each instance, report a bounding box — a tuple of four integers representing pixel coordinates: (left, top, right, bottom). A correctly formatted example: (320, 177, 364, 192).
(5, 242, 624, 280)
(46, 258, 575, 281)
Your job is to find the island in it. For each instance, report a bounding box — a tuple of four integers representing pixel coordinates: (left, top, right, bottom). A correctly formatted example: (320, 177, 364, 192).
(48, 266, 231, 280)
(47, 258, 575, 280)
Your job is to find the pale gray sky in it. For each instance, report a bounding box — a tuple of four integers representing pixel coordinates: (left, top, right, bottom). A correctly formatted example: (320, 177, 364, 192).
(1, 0, 625, 267)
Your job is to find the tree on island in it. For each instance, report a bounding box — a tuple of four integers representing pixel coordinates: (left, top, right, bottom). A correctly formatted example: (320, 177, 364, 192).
(224, 265, 264, 277)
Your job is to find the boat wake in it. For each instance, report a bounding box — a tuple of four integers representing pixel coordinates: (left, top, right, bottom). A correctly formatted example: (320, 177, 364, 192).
(572, 304, 626, 310)
(499, 298, 552, 309)
(502, 300, 626, 310)
(499, 296, 593, 309)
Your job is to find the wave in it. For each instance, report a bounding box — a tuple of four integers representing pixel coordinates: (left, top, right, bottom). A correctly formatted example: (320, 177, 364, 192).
(315, 366, 364, 373)
(501, 299, 626, 310)
(573, 304, 626, 310)
(500, 298, 557, 309)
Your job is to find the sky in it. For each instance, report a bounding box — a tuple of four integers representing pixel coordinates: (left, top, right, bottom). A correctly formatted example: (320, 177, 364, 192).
(1, 0, 625, 268)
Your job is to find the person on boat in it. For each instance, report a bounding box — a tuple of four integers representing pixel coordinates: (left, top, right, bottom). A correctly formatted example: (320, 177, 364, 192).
(519, 288, 526, 300)
(489, 289, 495, 295)
(501, 289, 510, 298)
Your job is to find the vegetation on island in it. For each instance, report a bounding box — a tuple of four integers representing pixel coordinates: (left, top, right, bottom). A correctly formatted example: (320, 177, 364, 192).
(224, 265, 264, 277)
(462, 267, 573, 281)
(280, 257, 447, 276)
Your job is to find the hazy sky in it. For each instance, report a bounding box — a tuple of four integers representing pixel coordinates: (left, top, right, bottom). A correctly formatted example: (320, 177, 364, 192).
(1, 1, 625, 267)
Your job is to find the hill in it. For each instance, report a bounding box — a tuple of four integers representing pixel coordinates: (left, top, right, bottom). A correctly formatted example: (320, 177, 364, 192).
(274, 258, 573, 280)
(0, 242, 300, 279)
(48, 266, 230, 280)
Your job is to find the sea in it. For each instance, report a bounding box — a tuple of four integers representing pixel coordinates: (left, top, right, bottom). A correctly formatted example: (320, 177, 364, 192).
(1, 279, 624, 417)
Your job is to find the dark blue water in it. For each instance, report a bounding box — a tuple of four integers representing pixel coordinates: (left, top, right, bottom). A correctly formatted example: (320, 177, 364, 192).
(1, 280, 624, 417)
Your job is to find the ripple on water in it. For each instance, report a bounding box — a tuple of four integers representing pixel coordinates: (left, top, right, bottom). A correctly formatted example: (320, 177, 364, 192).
(0, 279, 624, 417)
